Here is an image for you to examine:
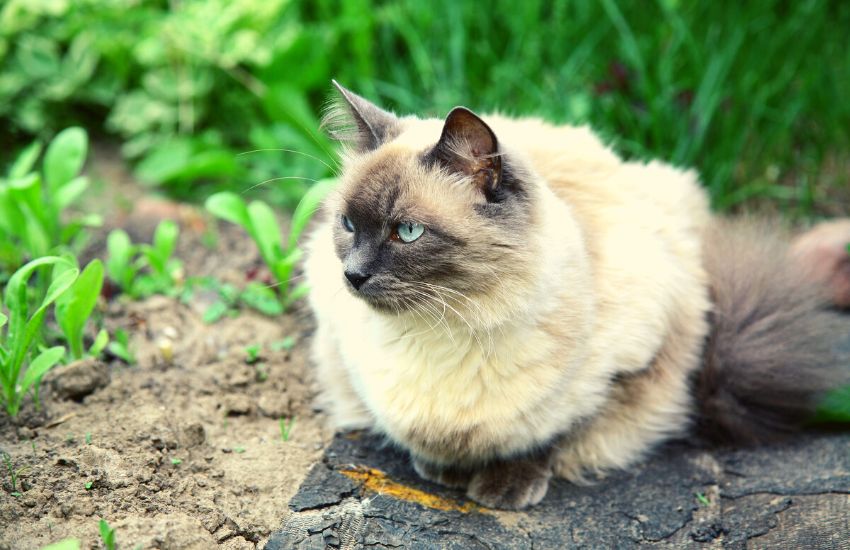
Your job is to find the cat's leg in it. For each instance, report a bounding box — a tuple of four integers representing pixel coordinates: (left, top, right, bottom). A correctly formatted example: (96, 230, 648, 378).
(465, 446, 557, 510)
(554, 315, 704, 481)
(413, 446, 558, 510)
(312, 324, 374, 430)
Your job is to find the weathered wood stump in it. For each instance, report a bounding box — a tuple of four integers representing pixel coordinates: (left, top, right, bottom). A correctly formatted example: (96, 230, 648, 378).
(267, 432, 850, 549)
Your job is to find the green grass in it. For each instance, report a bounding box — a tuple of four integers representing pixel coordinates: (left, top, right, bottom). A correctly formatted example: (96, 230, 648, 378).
(1, 1, 847, 216)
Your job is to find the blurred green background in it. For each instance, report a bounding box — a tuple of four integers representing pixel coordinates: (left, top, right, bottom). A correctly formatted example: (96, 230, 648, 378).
(1, 0, 848, 216)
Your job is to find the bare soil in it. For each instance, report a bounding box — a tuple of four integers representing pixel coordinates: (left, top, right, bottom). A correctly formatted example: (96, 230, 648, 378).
(0, 147, 330, 549)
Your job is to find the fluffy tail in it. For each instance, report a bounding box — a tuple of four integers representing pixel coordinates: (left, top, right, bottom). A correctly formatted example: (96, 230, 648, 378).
(696, 218, 850, 443)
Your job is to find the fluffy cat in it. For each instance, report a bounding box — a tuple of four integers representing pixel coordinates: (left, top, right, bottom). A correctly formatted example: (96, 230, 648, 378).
(304, 81, 850, 510)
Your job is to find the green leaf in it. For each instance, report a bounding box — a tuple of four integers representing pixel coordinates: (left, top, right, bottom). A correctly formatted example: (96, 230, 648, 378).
(53, 175, 89, 211)
(283, 281, 311, 308)
(38, 539, 81, 550)
(89, 329, 109, 358)
(44, 127, 88, 192)
(247, 200, 283, 266)
(0, 312, 6, 330)
(98, 519, 115, 550)
(202, 301, 229, 324)
(152, 220, 179, 269)
(814, 385, 850, 423)
(8, 140, 42, 179)
(240, 282, 283, 316)
(55, 260, 104, 360)
(205, 192, 252, 231)
(19, 346, 64, 396)
(106, 230, 137, 292)
(288, 178, 337, 250)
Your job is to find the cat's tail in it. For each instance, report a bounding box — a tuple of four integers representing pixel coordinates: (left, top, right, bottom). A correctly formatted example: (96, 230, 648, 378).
(695, 218, 850, 443)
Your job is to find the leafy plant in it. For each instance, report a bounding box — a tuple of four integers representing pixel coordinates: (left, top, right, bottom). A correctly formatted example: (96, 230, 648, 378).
(205, 178, 336, 310)
(279, 416, 295, 442)
(2, 450, 29, 497)
(98, 519, 116, 550)
(0, 256, 77, 416)
(244, 344, 261, 364)
(0, 128, 100, 277)
(106, 220, 182, 299)
(55, 259, 108, 361)
(107, 328, 135, 365)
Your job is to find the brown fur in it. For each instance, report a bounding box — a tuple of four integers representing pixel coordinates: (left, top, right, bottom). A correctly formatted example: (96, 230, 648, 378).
(697, 218, 850, 443)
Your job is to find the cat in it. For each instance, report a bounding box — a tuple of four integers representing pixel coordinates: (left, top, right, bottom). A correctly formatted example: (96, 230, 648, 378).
(303, 81, 850, 510)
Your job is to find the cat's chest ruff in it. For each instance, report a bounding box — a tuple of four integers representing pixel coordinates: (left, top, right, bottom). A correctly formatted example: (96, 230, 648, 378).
(336, 309, 565, 459)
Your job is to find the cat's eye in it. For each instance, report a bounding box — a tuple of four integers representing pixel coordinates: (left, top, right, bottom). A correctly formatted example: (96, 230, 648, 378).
(394, 222, 425, 243)
(341, 215, 355, 232)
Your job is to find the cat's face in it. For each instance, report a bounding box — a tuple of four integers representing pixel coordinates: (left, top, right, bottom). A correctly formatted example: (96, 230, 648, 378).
(325, 83, 534, 318)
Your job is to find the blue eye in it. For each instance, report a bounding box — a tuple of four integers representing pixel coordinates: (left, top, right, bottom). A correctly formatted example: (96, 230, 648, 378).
(395, 222, 425, 243)
(341, 215, 354, 232)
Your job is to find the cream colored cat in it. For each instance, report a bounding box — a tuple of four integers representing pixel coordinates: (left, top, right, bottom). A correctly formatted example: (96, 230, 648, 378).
(304, 82, 850, 510)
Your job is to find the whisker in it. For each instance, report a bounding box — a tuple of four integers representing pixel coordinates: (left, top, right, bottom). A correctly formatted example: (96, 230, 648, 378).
(237, 148, 338, 174)
(241, 175, 321, 194)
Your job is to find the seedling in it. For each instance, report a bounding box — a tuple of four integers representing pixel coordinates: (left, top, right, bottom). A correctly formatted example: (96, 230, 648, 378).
(279, 416, 296, 441)
(85, 481, 93, 490)
(106, 220, 182, 299)
(107, 328, 136, 365)
(244, 344, 262, 364)
(85, 433, 92, 445)
(0, 257, 77, 416)
(205, 178, 336, 310)
(0, 128, 101, 276)
(170, 457, 182, 466)
(54, 259, 108, 361)
(98, 519, 116, 550)
(271, 336, 296, 352)
(695, 492, 711, 506)
(234, 446, 246, 454)
(2, 450, 28, 496)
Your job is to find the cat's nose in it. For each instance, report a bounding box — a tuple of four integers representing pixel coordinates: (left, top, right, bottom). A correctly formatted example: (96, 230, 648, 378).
(344, 270, 372, 290)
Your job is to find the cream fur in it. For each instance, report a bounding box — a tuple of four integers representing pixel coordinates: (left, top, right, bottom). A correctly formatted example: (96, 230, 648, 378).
(305, 114, 711, 478)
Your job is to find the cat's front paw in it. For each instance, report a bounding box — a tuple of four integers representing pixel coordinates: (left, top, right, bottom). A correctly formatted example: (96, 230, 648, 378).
(466, 460, 552, 510)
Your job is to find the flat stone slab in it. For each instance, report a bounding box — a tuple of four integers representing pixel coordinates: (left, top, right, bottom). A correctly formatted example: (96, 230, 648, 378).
(267, 432, 850, 549)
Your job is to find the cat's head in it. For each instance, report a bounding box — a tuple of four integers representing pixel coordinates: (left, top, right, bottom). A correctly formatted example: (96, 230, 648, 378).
(322, 82, 538, 324)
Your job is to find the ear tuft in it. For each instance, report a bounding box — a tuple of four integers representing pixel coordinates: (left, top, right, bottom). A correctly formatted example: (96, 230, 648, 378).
(431, 107, 502, 195)
(321, 80, 400, 152)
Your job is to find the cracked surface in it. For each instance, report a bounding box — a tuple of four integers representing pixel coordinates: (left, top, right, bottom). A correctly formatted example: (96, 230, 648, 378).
(268, 432, 850, 548)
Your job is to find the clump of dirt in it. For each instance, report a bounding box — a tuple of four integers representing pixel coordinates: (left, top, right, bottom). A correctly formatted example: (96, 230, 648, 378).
(0, 148, 331, 549)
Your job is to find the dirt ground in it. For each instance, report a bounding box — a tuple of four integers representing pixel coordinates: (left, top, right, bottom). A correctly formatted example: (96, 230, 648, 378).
(0, 147, 331, 549)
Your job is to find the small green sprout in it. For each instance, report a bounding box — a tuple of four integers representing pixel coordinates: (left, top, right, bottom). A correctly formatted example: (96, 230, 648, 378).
(55, 259, 108, 361)
(2, 450, 28, 496)
(271, 336, 296, 352)
(279, 416, 296, 442)
(98, 519, 116, 550)
(205, 179, 336, 311)
(234, 446, 246, 454)
(107, 328, 135, 365)
(85, 433, 92, 445)
(0, 257, 77, 416)
(695, 492, 710, 506)
(85, 481, 93, 490)
(170, 457, 182, 466)
(244, 344, 262, 364)
(106, 220, 182, 299)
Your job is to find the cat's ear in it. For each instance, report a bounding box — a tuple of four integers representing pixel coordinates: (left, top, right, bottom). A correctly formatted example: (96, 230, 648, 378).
(322, 80, 400, 151)
(432, 107, 502, 195)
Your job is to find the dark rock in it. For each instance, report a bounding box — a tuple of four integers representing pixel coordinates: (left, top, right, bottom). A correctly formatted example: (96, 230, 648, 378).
(268, 432, 850, 549)
(48, 358, 110, 400)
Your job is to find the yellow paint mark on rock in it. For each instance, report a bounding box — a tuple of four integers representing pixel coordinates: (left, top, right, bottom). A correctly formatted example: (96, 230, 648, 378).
(340, 466, 481, 513)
